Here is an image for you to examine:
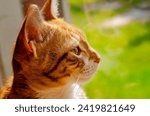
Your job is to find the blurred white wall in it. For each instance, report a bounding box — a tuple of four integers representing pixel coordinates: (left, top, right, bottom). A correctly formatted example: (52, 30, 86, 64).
(0, 0, 23, 85)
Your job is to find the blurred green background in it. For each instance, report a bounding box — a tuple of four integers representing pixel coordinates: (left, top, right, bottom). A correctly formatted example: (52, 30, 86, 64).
(69, 0, 150, 98)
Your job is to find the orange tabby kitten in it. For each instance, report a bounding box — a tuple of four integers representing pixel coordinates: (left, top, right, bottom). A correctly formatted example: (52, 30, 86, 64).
(0, 0, 100, 99)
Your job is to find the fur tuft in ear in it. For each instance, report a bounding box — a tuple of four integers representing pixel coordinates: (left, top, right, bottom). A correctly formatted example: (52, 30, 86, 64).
(41, 0, 59, 20)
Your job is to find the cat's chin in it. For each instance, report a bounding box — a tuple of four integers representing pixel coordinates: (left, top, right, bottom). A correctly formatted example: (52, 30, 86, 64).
(75, 75, 94, 84)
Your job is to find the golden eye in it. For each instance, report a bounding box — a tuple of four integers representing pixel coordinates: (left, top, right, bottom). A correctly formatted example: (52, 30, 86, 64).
(71, 47, 80, 55)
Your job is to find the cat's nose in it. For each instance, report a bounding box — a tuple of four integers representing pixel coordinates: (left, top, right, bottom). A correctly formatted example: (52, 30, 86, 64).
(90, 51, 101, 63)
(94, 56, 100, 63)
(89, 48, 101, 64)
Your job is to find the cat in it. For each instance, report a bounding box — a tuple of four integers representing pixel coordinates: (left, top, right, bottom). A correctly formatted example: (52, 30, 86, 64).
(0, 0, 100, 99)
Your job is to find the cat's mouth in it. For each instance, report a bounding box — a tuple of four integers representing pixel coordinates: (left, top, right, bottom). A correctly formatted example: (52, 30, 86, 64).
(75, 62, 99, 83)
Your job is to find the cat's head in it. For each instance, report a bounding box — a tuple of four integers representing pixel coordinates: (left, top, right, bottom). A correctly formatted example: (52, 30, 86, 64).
(13, 0, 100, 90)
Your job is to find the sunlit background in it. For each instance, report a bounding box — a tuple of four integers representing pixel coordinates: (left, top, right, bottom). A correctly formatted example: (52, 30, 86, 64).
(0, 0, 150, 98)
(69, 0, 150, 98)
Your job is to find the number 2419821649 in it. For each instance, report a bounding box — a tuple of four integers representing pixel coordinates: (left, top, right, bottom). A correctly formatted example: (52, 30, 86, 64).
(77, 104, 135, 112)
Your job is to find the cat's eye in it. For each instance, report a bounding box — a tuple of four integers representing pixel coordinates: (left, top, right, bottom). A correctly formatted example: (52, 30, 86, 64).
(71, 47, 81, 55)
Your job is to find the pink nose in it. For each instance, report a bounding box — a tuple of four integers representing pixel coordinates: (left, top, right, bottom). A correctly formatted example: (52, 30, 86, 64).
(94, 56, 100, 63)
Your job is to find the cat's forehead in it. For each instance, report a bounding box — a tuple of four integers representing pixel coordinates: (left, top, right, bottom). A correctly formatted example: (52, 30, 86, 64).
(39, 18, 91, 55)
(46, 20, 80, 43)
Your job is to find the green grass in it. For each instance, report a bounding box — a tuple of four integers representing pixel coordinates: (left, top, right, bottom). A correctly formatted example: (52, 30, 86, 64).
(69, 0, 150, 98)
(69, 0, 100, 6)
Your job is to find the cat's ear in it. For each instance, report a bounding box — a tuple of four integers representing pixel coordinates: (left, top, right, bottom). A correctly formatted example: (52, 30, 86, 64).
(41, 0, 58, 20)
(25, 4, 43, 42)
(14, 5, 43, 59)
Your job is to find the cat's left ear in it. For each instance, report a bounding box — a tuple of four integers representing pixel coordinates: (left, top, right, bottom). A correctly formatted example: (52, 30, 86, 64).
(14, 5, 43, 59)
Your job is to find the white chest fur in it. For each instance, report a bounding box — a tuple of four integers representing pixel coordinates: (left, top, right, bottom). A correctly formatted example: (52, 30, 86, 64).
(36, 84, 87, 99)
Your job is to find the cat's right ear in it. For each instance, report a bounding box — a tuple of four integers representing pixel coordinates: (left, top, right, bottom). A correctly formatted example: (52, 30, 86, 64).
(14, 5, 43, 59)
(41, 0, 58, 20)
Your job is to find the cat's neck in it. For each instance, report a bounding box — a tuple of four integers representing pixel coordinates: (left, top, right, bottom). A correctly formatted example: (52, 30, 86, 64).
(8, 74, 86, 99)
(36, 83, 86, 99)
(7, 74, 37, 99)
